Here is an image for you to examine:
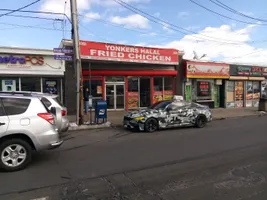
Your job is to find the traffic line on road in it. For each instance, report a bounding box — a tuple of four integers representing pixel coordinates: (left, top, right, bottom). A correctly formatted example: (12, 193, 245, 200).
(30, 197, 49, 200)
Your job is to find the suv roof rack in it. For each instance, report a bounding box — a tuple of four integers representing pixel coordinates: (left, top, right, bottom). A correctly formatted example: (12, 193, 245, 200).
(0, 91, 57, 97)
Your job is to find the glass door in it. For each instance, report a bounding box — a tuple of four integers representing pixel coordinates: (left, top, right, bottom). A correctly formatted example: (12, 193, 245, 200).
(106, 85, 115, 109)
(116, 85, 125, 109)
(105, 84, 125, 110)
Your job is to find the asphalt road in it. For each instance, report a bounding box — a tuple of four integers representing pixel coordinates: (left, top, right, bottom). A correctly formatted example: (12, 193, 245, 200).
(1, 115, 267, 200)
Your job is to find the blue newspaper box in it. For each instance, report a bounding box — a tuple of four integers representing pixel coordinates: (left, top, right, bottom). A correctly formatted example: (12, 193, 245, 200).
(95, 100, 107, 124)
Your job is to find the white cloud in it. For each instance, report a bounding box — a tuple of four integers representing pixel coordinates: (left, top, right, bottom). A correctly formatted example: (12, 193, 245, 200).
(83, 12, 101, 22)
(110, 14, 150, 29)
(154, 24, 267, 65)
(141, 32, 157, 36)
(178, 11, 189, 18)
(39, 0, 151, 15)
(40, 0, 91, 17)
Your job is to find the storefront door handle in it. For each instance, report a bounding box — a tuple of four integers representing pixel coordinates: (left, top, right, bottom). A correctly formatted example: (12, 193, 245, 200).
(0, 122, 5, 126)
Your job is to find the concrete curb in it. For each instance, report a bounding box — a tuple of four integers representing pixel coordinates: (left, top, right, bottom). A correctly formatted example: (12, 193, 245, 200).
(68, 111, 267, 131)
(68, 121, 111, 131)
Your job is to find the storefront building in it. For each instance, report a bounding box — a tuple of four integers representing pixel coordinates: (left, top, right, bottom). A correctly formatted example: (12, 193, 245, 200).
(184, 60, 230, 108)
(0, 46, 65, 100)
(226, 65, 265, 108)
(62, 40, 181, 113)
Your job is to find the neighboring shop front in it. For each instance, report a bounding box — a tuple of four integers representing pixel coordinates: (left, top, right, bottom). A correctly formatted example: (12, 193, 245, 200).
(226, 65, 265, 108)
(0, 47, 65, 100)
(63, 40, 180, 112)
(184, 60, 230, 108)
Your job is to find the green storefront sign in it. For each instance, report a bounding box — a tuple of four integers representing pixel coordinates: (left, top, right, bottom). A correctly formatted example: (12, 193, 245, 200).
(185, 85, 191, 101)
(230, 65, 263, 76)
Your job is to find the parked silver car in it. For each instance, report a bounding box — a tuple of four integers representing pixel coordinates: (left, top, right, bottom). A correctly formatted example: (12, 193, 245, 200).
(0, 92, 63, 171)
(4, 92, 69, 133)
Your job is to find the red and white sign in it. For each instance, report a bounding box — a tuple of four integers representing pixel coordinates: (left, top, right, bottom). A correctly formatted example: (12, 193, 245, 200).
(79, 41, 179, 65)
(186, 61, 230, 79)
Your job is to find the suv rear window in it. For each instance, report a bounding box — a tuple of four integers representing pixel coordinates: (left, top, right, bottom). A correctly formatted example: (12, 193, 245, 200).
(2, 98, 31, 115)
(41, 97, 52, 108)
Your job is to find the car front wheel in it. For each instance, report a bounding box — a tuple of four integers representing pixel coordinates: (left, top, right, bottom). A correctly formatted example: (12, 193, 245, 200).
(144, 118, 158, 132)
(195, 115, 207, 128)
(0, 139, 32, 172)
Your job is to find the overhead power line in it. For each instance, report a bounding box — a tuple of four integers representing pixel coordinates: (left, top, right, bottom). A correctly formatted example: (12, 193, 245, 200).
(6, 14, 63, 21)
(112, 0, 258, 45)
(79, 13, 267, 46)
(0, 0, 41, 18)
(0, 22, 69, 31)
(210, 0, 267, 23)
(0, 9, 72, 23)
(189, 0, 267, 25)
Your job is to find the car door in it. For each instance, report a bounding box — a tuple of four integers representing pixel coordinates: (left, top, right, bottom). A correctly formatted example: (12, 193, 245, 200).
(166, 102, 189, 127)
(0, 98, 9, 137)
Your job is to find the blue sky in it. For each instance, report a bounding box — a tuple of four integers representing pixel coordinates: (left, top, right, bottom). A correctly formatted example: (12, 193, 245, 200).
(1, 0, 267, 64)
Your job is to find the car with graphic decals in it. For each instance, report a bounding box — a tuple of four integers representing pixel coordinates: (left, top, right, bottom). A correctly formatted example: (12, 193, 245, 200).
(123, 99, 212, 132)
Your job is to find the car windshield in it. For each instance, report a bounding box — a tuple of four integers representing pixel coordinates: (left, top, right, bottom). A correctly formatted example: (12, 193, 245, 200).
(149, 101, 171, 110)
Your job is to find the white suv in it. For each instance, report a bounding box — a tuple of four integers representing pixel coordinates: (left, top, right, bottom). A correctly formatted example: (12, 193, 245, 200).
(0, 93, 63, 171)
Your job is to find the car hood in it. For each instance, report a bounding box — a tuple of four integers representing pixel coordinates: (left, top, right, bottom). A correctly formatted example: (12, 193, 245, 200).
(125, 108, 159, 118)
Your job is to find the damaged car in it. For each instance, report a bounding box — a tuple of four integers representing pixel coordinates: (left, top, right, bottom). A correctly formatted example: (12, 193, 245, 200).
(123, 99, 212, 132)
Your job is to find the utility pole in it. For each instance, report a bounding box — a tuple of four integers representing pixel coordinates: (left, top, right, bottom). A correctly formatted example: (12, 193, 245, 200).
(70, 0, 84, 125)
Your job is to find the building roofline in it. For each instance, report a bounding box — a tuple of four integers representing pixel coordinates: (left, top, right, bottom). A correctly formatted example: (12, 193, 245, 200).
(0, 46, 54, 55)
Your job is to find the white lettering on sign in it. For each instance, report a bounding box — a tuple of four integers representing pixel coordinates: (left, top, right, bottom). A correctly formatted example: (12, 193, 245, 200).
(89, 49, 172, 62)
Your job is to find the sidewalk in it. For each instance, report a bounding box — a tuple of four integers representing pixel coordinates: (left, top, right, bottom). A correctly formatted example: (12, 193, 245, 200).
(68, 107, 265, 128)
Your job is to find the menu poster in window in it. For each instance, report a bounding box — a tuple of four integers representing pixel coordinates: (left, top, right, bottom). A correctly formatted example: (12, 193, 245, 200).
(164, 90, 173, 100)
(197, 81, 211, 96)
(246, 81, 253, 100)
(153, 91, 163, 104)
(253, 82, 260, 99)
(235, 81, 244, 101)
(128, 92, 139, 108)
(45, 80, 57, 94)
(97, 86, 102, 94)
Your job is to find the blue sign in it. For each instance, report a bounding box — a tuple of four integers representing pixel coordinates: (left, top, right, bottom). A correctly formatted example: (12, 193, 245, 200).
(0, 56, 25, 64)
(54, 55, 72, 61)
(53, 48, 73, 54)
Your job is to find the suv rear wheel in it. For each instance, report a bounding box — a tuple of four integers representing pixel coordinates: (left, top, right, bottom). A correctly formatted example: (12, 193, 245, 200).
(0, 139, 32, 172)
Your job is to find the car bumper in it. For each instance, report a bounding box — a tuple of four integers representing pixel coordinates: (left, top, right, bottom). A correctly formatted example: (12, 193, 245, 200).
(60, 117, 69, 132)
(49, 140, 64, 149)
(123, 118, 145, 131)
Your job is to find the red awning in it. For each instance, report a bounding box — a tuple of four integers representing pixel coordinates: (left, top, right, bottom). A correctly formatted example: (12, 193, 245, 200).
(82, 70, 177, 76)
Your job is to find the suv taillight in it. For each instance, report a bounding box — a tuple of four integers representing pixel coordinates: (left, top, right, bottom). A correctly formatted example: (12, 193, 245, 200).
(61, 110, 67, 117)
(38, 113, 55, 125)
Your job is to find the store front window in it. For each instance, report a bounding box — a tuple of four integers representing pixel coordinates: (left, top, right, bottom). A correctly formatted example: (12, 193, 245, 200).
(164, 77, 174, 100)
(226, 81, 235, 108)
(0, 78, 19, 91)
(140, 77, 150, 107)
(21, 77, 41, 92)
(252, 81, 260, 107)
(196, 80, 212, 100)
(83, 78, 103, 108)
(43, 78, 61, 95)
(153, 77, 163, 103)
(128, 77, 139, 109)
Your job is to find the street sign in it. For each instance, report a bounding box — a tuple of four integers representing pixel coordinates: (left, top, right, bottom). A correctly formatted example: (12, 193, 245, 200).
(54, 55, 73, 61)
(53, 48, 73, 54)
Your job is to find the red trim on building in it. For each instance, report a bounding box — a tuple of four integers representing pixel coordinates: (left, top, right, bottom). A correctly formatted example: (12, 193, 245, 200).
(82, 70, 177, 76)
(125, 76, 129, 111)
(150, 77, 154, 105)
(83, 77, 102, 81)
(101, 76, 105, 100)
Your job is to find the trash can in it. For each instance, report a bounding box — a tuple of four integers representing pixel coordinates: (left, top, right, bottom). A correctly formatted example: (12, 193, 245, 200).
(258, 98, 267, 111)
(95, 100, 107, 124)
